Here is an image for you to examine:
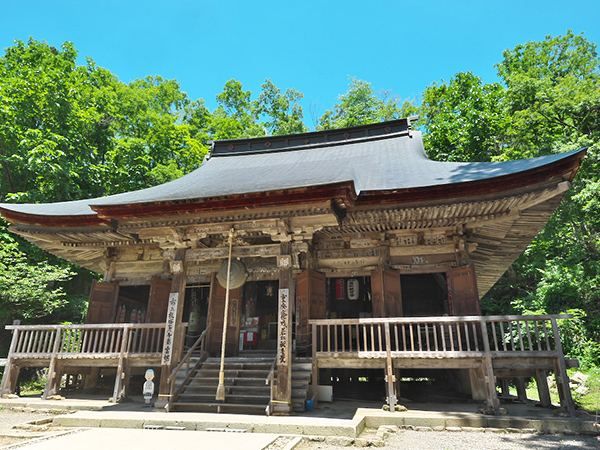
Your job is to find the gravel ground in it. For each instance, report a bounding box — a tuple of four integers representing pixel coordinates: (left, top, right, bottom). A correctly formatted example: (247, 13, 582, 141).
(0, 408, 63, 447)
(294, 430, 600, 450)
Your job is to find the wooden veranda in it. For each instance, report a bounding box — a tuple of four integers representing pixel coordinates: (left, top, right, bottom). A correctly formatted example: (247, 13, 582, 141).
(310, 314, 576, 415)
(0, 323, 167, 401)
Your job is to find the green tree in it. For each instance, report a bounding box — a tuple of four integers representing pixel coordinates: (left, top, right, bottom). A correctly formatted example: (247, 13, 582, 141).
(418, 72, 510, 162)
(0, 222, 74, 325)
(481, 31, 600, 365)
(102, 76, 208, 193)
(0, 38, 115, 203)
(318, 78, 417, 130)
(496, 30, 600, 156)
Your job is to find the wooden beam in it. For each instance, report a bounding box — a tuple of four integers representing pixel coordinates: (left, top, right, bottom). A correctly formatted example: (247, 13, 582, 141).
(186, 244, 281, 261)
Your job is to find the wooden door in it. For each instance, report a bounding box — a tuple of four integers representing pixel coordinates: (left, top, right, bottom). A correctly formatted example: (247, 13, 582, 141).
(85, 280, 119, 324)
(447, 264, 481, 316)
(371, 268, 402, 318)
(206, 273, 242, 355)
(146, 277, 172, 323)
(296, 269, 326, 353)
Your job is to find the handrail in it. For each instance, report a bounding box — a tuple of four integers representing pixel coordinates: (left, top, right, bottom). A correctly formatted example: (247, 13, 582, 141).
(164, 325, 211, 412)
(5, 323, 168, 358)
(308, 314, 573, 325)
(6, 323, 169, 330)
(167, 325, 210, 384)
(265, 355, 277, 386)
(309, 314, 572, 356)
(265, 354, 277, 416)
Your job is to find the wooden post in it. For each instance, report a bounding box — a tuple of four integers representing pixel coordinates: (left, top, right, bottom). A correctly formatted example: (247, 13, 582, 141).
(273, 245, 293, 414)
(480, 318, 500, 414)
(535, 369, 552, 407)
(84, 367, 100, 389)
(156, 248, 188, 409)
(551, 318, 575, 416)
(112, 325, 130, 402)
(0, 327, 19, 395)
(515, 377, 527, 402)
(43, 328, 62, 400)
(384, 322, 397, 410)
(311, 323, 318, 391)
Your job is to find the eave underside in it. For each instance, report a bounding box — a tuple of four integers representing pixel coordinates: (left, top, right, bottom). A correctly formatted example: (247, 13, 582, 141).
(9, 182, 569, 296)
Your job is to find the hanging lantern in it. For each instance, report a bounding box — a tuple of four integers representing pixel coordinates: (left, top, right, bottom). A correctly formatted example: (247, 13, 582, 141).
(347, 278, 360, 301)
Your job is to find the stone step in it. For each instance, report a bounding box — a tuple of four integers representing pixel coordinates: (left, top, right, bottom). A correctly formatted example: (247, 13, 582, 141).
(170, 402, 268, 414)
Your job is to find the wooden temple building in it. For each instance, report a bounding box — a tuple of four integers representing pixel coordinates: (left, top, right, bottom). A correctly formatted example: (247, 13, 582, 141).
(0, 117, 586, 415)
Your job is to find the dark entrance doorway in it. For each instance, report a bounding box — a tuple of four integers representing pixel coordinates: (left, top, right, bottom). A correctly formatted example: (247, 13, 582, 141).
(400, 273, 447, 317)
(327, 276, 372, 319)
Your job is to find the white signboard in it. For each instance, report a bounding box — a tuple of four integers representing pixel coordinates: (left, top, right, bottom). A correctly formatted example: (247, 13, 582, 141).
(161, 292, 179, 365)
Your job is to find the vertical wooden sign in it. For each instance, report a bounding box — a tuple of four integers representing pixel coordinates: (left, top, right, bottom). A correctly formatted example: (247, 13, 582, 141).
(161, 292, 179, 365)
(277, 288, 290, 365)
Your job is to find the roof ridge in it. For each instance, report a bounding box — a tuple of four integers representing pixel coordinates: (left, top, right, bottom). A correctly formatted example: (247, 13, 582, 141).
(207, 117, 416, 158)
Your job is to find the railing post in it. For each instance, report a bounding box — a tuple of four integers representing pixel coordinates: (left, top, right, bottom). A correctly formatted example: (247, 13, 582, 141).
(311, 323, 318, 393)
(0, 328, 20, 395)
(551, 318, 575, 416)
(112, 325, 130, 402)
(384, 322, 397, 410)
(480, 318, 499, 415)
(43, 327, 63, 400)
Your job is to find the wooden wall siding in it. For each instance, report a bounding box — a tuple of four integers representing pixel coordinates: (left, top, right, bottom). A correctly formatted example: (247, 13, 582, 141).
(371, 269, 402, 317)
(296, 269, 327, 352)
(205, 274, 242, 355)
(86, 281, 119, 324)
(146, 277, 172, 323)
(447, 265, 481, 316)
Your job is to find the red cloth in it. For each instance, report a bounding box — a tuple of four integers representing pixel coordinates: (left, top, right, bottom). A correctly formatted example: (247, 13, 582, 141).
(244, 331, 257, 345)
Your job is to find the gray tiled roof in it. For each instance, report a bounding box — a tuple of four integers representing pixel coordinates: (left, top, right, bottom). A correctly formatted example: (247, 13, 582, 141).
(0, 127, 584, 218)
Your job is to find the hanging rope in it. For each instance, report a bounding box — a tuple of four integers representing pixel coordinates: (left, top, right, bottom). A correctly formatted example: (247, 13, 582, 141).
(216, 228, 234, 401)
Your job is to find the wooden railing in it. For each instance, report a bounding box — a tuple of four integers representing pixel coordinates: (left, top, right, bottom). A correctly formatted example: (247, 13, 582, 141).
(310, 314, 572, 357)
(165, 325, 210, 412)
(4, 323, 166, 359)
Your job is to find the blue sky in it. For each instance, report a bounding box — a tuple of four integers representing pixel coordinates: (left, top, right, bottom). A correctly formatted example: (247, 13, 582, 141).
(2, 1, 599, 128)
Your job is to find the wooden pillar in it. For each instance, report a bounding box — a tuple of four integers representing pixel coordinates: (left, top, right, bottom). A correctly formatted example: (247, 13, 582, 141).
(43, 328, 63, 400)
(156, 248, 188, 408)
(480, 318, 500, 414)
(84, 367, 100, 389)
(551, 318, 575, 416)
(0, 327, 19, 395)
(469, 367, 487, 401)
(111, 325, 130, 402)
(384, 322, 397, 410)
(535, 369, 552, 407)
(499, 379, 510, 397)
(273, 246, 293, 414)
(515, 377, 527, 402)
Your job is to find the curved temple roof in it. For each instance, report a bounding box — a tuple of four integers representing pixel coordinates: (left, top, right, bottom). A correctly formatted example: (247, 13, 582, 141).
(0, 118, 587, 223)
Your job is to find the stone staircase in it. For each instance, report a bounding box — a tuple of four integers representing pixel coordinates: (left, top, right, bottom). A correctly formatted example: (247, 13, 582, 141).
(291, 358, 312, 412)
(169, 352, 312, 415)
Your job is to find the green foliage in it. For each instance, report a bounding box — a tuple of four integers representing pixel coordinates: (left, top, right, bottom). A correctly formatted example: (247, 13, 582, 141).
(318, 78, 417, 130)
(496, 30, 600, 155)
(419, 72, 510, 162)
(0, 224, 74, 324)
(479, 32, 600, 365)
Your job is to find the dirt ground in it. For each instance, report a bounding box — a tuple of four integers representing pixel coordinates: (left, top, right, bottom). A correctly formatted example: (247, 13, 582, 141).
(0, 408, 67, 447)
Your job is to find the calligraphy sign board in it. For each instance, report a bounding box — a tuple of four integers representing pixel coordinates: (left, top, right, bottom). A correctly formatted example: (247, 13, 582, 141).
(277, 288, 290, 366)
(161, 292, 178, 365)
